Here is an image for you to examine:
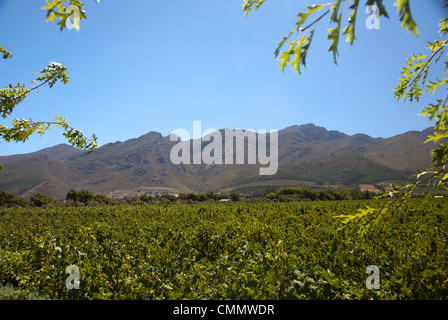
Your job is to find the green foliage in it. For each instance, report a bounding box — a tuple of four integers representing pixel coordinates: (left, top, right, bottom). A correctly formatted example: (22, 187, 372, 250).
(177, 192, 237, 202)
(178, 193, 208, 202)
(139, 194, 154, 203)
(327, 11, 342, 64)
(0, 46, 12, 60)
(365, 14, 448, 225)
(242, 0, 267, 18)
(30, 193, 55, 207)
(230, 192, 242, 202)
(0, 116, 98, 155)
(276, 3, 328, 71)
(42, 0, 99, 32)
(343, 0, 360, 46)
(388, 7, 448, 202)
(244, 0, 448, 231)
(0, 191, 27, 208)
(278, 30, 316, 74)
(366, 0, 389, 18)
(243, 0, 417, 71)
(265, 187, 376, 202)
(394, 0, 418, 36)
(0, 200, 446, 299)
(1, 61, 66, 120)
(0, 284, 50, 300)
(66, 189, 111, 205)
(0, 2, 99, 170)
(0, 62, 98, 163)
(160, 194, 179, 202)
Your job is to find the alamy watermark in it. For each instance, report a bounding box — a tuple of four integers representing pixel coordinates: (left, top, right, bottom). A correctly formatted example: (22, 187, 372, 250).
(365, 265, 380, 290)
(169, 121, 278, 175)
(365, 5, 381, 30)
(66, 265, 80, 290)
(65, 1, 100, 30)
(65, 5, 81, 30)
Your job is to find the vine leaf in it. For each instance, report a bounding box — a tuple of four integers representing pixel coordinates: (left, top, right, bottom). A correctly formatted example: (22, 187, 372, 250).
(242, 0, 266, 17)
(296, 4, 326, 31)
(329, 0, 343, 23)
(366, 0, 390, 19)
(343, 0, 360, 45)
(277, 30, 316, 74)
(394, 0, 419, 37)
(278, 40, 297, 72)
(274, 31, 295, 58)
(327, 13, 342, 64)
(0, 46, 12, 59)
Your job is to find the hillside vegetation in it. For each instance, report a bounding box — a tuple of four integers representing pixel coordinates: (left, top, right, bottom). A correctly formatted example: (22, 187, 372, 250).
(0, 199, 447, 300)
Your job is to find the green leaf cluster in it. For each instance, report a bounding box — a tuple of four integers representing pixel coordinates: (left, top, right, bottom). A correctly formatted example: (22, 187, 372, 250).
(243, 0, 421, 72)
(42, 0, 88, 32)
(66, 189, 112, 205)
(395, 0, 418, 36)
(0, 191, 27, 208)
(277, 30, 316, 74)
(0, 1, 100, 169)
(393, 9, 448, 196)
(0, 63, 70, 121)
(245, 0, 448, 231)
(30, 193, 55, 207)
(0, 46, 12, 60)
(242, 0, 266, 18)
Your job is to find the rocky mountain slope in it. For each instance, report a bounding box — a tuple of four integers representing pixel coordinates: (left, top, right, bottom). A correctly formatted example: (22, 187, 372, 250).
(0, 124, 435, 199)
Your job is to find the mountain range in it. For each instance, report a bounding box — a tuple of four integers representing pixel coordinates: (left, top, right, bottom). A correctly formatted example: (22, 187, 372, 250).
(0, 124, 435, 199)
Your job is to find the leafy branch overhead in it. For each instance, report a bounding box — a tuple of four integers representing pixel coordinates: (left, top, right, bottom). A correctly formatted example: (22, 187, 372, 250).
(244, 0, 447, 232)
(42, 0, 100, 32)
(394, 16, 448, 191)
(0, 63, 69, 120)
(0, 62, 98, 156)
(0, 1, 100, 169)
(355, 5, 448, 229)
(243, 0, 418, 71)
(0, 46, 12, 60)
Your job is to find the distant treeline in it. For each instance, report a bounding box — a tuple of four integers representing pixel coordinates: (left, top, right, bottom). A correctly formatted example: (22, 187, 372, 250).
(0, 186, 437, 208)
(0, 189, 242, 208)
(263, 187, 377, 202)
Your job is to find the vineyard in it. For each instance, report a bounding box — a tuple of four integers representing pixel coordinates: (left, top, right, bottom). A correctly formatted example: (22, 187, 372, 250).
(0, 199, 447, 300)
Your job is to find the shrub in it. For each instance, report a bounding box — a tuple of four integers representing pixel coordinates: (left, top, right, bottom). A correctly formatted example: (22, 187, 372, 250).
(30, 193, 54, 207)
(0, 191, 27, 207)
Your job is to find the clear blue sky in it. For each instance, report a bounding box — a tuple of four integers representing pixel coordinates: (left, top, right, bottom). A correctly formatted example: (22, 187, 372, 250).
(0, 0, 446, 156)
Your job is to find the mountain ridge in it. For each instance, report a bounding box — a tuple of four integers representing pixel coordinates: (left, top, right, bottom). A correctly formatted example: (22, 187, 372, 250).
(0, 124, 435, 199)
